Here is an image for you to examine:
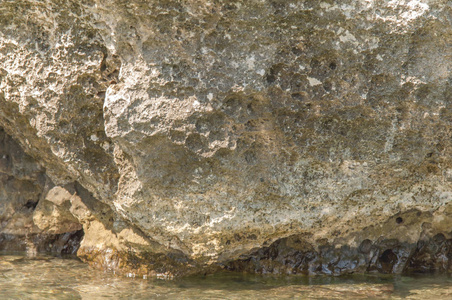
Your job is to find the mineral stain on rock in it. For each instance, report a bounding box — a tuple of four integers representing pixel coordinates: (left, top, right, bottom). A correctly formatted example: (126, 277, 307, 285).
(1, 0, 452, 277)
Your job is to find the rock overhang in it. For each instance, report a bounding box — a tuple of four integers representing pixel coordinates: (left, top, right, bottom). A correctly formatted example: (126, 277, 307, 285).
(0, 0, 452, 277)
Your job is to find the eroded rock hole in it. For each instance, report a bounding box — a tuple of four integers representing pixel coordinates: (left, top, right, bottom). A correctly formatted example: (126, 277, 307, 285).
(23, 200, 38, 211)
(44, 229, 85, 255)
(378, 249, 397, 273)
(58, 229, 85, 255)
(396, 217, 403, 224)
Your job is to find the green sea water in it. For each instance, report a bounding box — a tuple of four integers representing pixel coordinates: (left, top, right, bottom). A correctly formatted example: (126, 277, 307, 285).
(1, 253, 452, 299)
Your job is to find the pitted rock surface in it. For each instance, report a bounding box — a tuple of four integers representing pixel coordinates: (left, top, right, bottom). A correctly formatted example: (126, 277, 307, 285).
(1, 0, 452, 276)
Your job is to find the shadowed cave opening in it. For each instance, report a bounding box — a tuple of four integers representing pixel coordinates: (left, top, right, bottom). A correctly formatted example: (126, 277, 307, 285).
(378, 249, 397, 274)
(0, 230, 84, 256)
(225, 230, 452, 276)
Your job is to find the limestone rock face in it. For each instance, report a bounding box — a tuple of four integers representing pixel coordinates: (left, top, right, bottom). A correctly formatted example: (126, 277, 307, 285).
(0, 128, 44, 236)
(0, 128, 83, 254)
(1, 0, 452, 276)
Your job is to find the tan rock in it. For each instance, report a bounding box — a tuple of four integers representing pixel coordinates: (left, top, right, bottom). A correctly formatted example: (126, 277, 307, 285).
(1, 0, 452, 276)
(33, 187, 82, 234)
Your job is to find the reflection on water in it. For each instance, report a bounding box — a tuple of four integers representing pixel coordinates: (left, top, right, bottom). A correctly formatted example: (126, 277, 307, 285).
(1, 253, 452, 299)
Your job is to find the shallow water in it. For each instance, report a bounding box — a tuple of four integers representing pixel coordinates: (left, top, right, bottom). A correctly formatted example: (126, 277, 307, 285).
(1, 253, 452, 299)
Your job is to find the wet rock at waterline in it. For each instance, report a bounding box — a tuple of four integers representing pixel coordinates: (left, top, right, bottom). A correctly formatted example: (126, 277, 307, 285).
(1, 0, 452, 277)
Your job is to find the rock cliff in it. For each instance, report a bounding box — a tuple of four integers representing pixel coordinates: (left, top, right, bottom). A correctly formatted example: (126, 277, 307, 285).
(1, 0, 452, 276)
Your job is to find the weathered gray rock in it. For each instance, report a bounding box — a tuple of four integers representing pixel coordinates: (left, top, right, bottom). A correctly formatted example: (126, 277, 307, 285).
(0, 128, 83, 255)
(1, 0, 452, 276)
(0, 128, 44, 236)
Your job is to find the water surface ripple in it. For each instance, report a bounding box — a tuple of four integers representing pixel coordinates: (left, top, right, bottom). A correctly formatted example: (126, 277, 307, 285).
(1, 253, 452, 299)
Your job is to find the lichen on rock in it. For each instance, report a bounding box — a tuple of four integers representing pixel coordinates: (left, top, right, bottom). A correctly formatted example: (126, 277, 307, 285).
(1, 0, 452, 277)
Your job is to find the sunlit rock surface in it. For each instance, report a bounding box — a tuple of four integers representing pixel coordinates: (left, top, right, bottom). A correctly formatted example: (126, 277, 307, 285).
(1, 0, 452, 276)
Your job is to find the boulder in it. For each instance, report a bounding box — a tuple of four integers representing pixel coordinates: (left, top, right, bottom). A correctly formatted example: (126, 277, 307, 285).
(1, 0, 452, 276)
